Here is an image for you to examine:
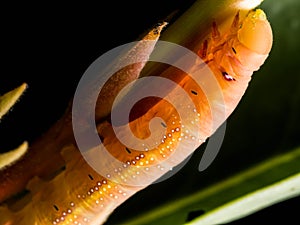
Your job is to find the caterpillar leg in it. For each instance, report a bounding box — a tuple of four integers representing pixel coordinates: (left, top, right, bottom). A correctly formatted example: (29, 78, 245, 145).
(230, 11, 240, 33)
(198, 39, 208, 59)
(211, 21, 221, 42)
(197, 18, 223, 61)
(200, 19, 223, 61)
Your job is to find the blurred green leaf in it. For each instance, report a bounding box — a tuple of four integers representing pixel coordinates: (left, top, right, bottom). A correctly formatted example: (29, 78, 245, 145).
(121, 146, 300, 225)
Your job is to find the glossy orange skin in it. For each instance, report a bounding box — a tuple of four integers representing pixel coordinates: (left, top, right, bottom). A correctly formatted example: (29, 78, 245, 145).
(0, 9, 272, 225)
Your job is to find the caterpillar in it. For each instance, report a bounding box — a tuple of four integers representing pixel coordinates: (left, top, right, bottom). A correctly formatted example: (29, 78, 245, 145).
(0, 9, 272, 225)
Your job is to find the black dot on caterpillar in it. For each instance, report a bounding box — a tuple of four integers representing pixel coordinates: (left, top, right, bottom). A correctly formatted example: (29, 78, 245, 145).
(88, 174, 94, 180)
(125, 147, 132, 154)
(53, 205, 59, 211)
(160, 122, 167, 128)
(191, 90, 198, 95)
(232, 47, 237, 54)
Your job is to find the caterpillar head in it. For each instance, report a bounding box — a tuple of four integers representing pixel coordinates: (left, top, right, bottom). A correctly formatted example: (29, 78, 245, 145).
(238, 9, 273, 55)
(233, 9, 273, 72)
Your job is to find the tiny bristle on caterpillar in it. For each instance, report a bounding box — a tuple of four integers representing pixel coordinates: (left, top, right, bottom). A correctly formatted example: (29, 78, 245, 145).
(0, 8, 272, 225)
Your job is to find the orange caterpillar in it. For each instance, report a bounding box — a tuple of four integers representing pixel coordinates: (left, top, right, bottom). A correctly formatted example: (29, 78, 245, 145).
(0, 9, 272, 225)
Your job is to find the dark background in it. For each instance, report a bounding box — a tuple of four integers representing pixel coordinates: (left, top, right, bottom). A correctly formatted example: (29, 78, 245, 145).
(1, 1, 299, 224)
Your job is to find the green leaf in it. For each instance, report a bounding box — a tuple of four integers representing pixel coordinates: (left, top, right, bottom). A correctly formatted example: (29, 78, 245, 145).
(122, 146, 300, 225)
(188, 172, 300, 224)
